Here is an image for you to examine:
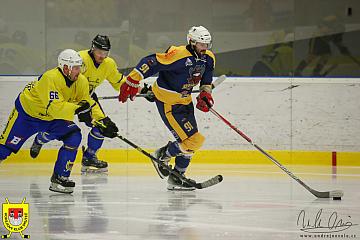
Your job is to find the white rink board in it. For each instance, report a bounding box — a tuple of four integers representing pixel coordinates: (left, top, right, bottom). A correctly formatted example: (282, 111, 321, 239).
(0, 76, 359, 151)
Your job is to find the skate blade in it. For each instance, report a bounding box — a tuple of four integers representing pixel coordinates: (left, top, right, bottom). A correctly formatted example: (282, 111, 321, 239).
(49, 194, 75, 203)
(49, 183, 74, 194)
(167, 184, 195, 191)
(81, 166, 108, 174)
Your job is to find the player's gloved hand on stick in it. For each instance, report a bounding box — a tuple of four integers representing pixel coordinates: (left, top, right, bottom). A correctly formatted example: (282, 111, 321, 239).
(118, 76, 140, 103)
(196, 91, 214, 112)
(75, 100, 92, 123)
(140, 83, 155, 102)
(97, 117, 119, 138)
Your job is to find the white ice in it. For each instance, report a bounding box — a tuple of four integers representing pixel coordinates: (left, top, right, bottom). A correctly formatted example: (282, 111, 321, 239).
(0, 163, 359, 240)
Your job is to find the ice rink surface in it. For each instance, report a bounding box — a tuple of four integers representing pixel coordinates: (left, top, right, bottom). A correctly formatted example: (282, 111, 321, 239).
(0, 163, 359, 240)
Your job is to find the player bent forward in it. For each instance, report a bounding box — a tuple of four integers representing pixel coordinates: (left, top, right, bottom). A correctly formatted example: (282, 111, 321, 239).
(0, 49, 118, 193)
(30, 35, 121, 174)
(118, 26, 215, 191)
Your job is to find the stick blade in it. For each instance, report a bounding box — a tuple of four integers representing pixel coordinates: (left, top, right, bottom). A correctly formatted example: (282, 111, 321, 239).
(312, 189, 344, 198)
(212, 75, 226, 89)
(196, 175, 223, 189)
(329, 190, 344, 198)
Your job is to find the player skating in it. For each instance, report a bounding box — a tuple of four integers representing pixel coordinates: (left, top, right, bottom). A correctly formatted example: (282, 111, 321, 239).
(119, 26, 215, 191)
(30, 35, 121, 173)
(0, 49, 114, 193)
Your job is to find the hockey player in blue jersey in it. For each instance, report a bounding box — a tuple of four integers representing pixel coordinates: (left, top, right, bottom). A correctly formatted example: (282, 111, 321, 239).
(119, 26, 215, 190)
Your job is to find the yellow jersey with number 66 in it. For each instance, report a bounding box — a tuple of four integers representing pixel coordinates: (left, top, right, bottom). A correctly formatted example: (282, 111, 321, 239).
(19, 67, 105, 121)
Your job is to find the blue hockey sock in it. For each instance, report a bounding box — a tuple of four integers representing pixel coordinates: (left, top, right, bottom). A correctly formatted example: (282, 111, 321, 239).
(85, 127, 104, 159)
(167, 141, 183, 157)
(54, 145, 77, 177)
(174, 154, 192, 173)
(0, 145, 12, 160)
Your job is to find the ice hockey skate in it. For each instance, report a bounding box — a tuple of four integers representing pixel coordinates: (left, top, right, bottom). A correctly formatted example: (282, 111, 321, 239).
(152, 143, 172, 178)
(81, 146, 108, 174)
(30, 139, 43, 158)
(49, 173, 75, 194)
(167, 169, 196, 191)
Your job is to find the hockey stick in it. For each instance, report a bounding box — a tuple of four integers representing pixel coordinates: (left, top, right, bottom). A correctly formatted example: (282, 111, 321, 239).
(116, 133, 222, 189)
(203, 100, 343, 199)
(94, 121, 223, 189)
(97, 74, 227, 100)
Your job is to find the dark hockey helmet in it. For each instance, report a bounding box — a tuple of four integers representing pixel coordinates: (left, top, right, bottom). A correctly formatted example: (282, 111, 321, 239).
(92, 34, 111, 51)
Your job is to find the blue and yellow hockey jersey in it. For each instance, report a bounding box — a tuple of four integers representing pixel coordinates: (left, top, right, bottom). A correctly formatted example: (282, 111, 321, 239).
(128, 45, 215, 105)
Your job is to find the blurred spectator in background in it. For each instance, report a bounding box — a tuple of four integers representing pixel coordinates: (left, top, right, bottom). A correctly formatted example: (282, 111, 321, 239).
(295, 15, 354, 77)
(128, 28, 151, 67)
(0, 29, 44, 74)
(12, 30, 28, 46)
(251, 30, 294, 76)
(47, 30, 92, 69)
(74, 31, 91, 48)
(0, 18, 11, 43)
(46, 0, 121, 27)
(153, 35, 172, 53)
(243, 0, 273, 31)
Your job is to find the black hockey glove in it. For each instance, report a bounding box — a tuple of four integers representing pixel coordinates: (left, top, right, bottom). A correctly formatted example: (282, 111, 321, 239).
(98, 117, 118, 138)
(140, 83, 155, 102)
(75, 101, 92, 124)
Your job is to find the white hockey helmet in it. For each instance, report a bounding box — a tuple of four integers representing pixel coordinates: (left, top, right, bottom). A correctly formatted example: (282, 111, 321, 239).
(58, 49, 83, 70)
(187, 26, 212, 48)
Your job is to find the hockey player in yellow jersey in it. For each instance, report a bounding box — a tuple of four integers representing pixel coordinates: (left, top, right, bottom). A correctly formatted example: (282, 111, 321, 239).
(30, 35, 122, 173)
(119, 26, 215, 190)
(0, 49, 118, 193)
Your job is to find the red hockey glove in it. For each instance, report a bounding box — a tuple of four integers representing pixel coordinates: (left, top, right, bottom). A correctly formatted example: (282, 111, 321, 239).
(196, 91, 214, 112)
(118, 76, 140, 103)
